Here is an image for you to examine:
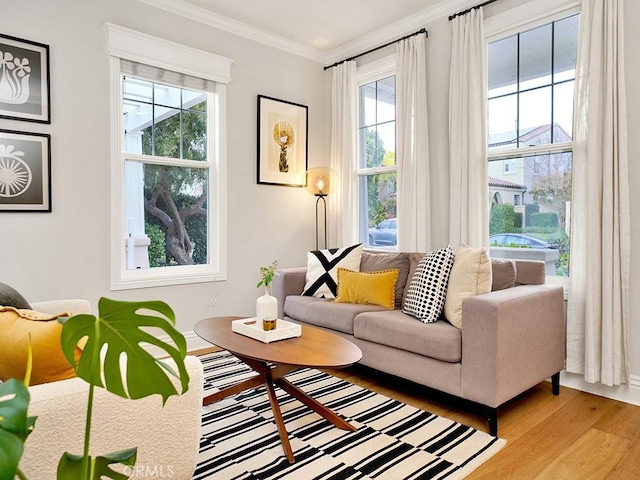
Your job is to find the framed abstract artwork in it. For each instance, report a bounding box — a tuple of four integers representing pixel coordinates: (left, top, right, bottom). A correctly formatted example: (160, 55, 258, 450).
(0, 129, 51, 212)
(257, 95, 308, 187)
(0, 33, 51, 123)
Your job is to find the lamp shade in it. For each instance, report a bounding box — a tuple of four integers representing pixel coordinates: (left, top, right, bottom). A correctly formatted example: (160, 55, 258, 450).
(305, 167, 335, 196)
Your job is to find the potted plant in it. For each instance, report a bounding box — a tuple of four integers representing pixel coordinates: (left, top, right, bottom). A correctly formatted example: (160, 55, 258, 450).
(0, 297, 190, 480)
(256, 261, 278, 325)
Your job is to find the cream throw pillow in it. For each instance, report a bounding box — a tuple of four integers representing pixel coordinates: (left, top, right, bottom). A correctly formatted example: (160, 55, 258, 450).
(444, 245, 492, 329)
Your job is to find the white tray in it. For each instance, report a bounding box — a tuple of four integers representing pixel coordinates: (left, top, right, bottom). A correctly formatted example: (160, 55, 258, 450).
(232, 317, 302, 343)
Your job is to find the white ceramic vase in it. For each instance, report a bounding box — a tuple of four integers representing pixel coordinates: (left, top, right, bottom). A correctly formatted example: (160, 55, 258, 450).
(256, 285, 278, 321)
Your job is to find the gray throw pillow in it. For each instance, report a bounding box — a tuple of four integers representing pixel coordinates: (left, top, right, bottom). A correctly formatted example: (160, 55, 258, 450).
(0, 282, 31, 309)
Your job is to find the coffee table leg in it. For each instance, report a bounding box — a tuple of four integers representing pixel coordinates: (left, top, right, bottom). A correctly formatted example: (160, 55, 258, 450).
(264, 369, 295, 463)
(276, 378, 356, 432)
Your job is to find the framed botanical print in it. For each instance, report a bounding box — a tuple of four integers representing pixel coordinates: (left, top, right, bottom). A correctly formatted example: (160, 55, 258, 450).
(257, 95, 308, 187)
(0, 129, 51, 212)
(0, 33, 51, 123)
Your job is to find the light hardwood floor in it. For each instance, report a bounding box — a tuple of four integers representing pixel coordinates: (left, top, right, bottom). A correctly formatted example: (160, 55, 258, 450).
(324, 364, 640, 480)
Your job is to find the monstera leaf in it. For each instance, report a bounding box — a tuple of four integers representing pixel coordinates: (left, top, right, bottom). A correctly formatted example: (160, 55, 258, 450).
(59, 297, 189, 404)
(0, 379, 36, 480)
(58, 297, 190, 480)
(57, 448, 137, 480)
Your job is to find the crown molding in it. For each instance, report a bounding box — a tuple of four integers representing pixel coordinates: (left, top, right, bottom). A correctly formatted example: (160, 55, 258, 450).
(137, 0, 327, 63)
(325, 0, 479, 65)
(137, 0, 485, 66)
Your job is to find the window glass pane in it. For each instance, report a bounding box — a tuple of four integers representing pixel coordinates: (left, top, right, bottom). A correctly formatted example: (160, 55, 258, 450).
(182, 110, 207, 161)
(554, 15, 579, 80)
(519, 86, 552, 145)
(360, 172, 397, 249)
(488, 35, 517, 96)
(554, 80, 574, 141)
(123, 100, 152, 154)
(359, 82, 377, 127)
(488, 94, 517, 148)
(154, 83, 181, 108)
(123, 77, 152, 103)
(151, 107, 181, 158)
(183, 90, 207, 112)
(519, 23, 552, 90)
(376, 76, 396, 123)
(377, 122, 396, 166)
(142, 164, 209, 267)
(360, 126, 381, 168)
(489, 152, 571, 276)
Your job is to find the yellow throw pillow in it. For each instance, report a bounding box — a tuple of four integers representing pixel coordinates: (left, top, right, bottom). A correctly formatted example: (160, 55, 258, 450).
(444, 245, 492, 329)
(335, 268, 400, 310)
(0, 306, 82, 386)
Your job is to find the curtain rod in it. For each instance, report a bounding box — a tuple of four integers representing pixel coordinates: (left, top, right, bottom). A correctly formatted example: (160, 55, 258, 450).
(448, 0, 498, 21)
(323, 28, 428, 71)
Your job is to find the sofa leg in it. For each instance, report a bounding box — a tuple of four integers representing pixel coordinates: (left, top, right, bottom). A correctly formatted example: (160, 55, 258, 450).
(552, 372, 560, 395)
(486, 407, 498, 437)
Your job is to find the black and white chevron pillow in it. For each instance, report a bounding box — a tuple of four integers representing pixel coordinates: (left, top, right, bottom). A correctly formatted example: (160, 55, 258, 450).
(402, 245, 455, 323)
(302, 244, 364, 298)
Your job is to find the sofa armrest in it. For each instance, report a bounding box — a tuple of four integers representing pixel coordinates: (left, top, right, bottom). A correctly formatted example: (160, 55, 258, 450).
(22, 355, 204, 479)
(30, 299, 91, 315)
(271, 267, 307, 319)
(460, 284, 565, 408)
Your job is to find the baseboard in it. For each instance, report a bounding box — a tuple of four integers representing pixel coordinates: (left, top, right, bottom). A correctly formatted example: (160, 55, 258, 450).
(559, 371, 640, 407)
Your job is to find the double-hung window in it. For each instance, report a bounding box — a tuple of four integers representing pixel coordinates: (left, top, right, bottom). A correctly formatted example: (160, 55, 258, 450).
(357, 58, 397, 250)
(486, 7, 579, 278)
(107, 25, 232, 289)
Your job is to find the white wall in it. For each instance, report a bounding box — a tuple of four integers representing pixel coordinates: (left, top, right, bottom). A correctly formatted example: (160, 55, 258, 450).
(1, 0, 329, 340)
(3, 0, 639, 402)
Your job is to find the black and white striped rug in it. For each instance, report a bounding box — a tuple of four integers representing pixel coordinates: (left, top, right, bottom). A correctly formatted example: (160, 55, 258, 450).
(194, 350, 505, 480)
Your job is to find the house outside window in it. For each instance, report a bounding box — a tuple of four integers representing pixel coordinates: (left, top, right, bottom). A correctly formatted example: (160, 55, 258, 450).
(486, 10, 579, 278)
(357, 57, 397, 250)
(107, 24, 232, 290)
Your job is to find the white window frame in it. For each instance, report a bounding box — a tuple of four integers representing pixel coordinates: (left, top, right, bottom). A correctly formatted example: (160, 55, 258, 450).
(485, 0, 580, 289)
(106, 24, 232, 290)
(355, 55, 397, 248)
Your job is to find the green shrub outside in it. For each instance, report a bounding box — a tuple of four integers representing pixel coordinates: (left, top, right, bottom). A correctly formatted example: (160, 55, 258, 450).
(531, 212, 559, 228)
(145, 223, 166, 267)
(490, 203, 516, 235)
(514, 212, 523, 228)
(525, 203, 539, 226)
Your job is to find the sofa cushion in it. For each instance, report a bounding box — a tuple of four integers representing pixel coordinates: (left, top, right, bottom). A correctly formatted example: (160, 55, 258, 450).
(491, 259, 517, 291)
(0, 282, 31, 309)
(353, 310, 462, 363)
(360, 252, 411, 307)
(0, 306, 82, 385)
(283, 295, 385, 334)
(444, 245, 492, 329)
(302, 243, 364, 298)
(335, 268, 399, 310)
(402, 245, 455, 323)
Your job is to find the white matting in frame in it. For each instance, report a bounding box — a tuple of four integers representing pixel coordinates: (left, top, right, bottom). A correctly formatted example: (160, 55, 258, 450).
(257, 95, 308, 187)
(0, 33, 51, 123)
(0, 129, 51, 212)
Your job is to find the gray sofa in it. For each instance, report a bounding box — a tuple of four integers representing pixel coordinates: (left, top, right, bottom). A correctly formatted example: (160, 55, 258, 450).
(271, 251, 565, 436)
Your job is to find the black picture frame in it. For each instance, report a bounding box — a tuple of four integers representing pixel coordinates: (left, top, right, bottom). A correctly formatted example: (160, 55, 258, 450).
(0, 33, 51, 124)
(0, 129, 51, 212)
(257, 95, 308, 187)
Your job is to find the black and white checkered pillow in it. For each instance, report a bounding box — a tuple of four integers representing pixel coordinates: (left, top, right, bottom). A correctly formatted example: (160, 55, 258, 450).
(402, 245, 455, 323)
(302, 243, 364, 298)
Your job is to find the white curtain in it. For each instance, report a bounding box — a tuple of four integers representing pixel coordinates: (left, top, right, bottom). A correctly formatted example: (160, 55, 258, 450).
(448, 8, 489, 250)
(566, 0, 630, 386)
(328, 61, 358, 248)
(396, 33, 431, 252)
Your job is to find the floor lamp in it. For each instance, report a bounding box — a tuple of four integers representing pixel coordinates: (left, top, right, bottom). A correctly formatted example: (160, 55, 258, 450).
(305, 167, 334, 250)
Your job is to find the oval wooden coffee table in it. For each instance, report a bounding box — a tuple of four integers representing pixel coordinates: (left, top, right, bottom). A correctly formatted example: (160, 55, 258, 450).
(194, 316, 363, 463)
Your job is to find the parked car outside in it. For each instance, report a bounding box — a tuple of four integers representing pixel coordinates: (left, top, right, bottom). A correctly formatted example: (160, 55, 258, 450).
(368, 218, 397, 246)
(489, 233, 555, 249)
